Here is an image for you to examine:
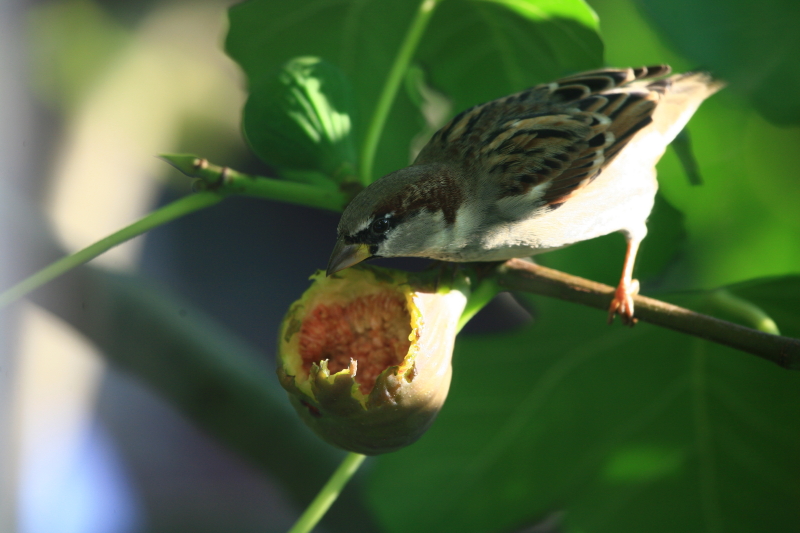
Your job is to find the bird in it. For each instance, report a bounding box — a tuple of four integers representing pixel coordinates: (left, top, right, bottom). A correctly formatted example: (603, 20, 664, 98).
(326, 65, 723, 324)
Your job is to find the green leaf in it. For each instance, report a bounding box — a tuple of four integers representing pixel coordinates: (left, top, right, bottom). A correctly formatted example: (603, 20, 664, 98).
(243, 57, 358, 182)
(415, 0, 603, 119)
(404, 64, 454, 160)
(367, 277, 800, 532)
(226, 0, 603, 180)
(635, 0, 800, 125)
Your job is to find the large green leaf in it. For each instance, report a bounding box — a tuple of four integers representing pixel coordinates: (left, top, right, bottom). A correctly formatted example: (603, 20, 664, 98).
(226, 0, 603, 179)
(635, 0, 800, 126)
(413, 0, 603, 116)
(367, 277, 800, 533)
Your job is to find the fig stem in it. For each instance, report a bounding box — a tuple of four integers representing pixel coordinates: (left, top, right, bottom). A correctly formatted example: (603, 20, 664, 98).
(288, 452, 367, 533)
(497, 259, 800, 370)
(458, 276, 501, 332)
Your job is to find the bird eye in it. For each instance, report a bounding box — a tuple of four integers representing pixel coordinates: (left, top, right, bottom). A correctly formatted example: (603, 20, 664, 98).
(370, 217, 390, 235)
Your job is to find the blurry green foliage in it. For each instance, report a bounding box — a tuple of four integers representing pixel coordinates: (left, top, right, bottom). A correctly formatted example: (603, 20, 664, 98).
(26, 0, 130, 111)
(636, 0, 800, 126)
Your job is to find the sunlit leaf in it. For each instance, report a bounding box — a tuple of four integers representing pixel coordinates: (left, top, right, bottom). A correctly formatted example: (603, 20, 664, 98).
(243, 57, 358, 181)
(226, 0, 602, 179)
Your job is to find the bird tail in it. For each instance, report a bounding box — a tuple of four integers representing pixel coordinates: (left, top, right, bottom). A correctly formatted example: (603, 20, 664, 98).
(644, 71, 725, 142)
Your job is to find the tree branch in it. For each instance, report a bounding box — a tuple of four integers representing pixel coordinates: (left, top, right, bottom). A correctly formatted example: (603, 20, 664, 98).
(496, 258, 800, 371)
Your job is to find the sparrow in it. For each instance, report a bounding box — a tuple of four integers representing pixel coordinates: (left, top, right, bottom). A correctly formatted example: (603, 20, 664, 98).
(327, 65, 723, 324)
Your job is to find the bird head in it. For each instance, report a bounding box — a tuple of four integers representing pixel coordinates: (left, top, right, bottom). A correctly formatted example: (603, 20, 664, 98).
(326, 163, 465, 275)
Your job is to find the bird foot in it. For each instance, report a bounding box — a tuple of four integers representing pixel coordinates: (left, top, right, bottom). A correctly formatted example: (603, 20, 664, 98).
(608, 279, 639, 326)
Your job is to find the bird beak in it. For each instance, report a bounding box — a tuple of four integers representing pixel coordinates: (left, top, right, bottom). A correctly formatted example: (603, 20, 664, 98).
(326, 238, 371, 276)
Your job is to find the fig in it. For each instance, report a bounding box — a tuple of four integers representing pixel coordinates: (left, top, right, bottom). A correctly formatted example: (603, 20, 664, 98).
(277, 266, 467, 455)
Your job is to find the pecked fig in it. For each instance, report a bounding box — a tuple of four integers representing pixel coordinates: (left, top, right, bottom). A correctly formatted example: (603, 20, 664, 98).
(277, 265, 467, 455)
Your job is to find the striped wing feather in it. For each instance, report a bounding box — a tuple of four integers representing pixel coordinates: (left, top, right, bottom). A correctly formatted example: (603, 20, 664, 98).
(415, 65, 672, 208)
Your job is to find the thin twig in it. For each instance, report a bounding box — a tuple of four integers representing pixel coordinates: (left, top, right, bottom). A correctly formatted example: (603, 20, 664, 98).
(160, 154, 350, 212)
(497, 259, 800, 371)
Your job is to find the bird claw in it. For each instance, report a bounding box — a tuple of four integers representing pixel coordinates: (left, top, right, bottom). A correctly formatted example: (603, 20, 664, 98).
(607, 279, 639, 326)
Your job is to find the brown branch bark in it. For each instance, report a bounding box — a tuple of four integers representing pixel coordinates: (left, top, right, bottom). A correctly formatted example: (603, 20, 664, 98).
(496, 259, 800, 371)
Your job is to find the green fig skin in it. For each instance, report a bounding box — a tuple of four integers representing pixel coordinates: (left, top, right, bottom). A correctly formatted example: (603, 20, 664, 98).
(277, 266, 467, 455)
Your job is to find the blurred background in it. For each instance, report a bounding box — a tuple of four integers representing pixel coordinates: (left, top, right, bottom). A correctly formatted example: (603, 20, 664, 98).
(1, 0, 798, 532)
(2, 0, 325, 531)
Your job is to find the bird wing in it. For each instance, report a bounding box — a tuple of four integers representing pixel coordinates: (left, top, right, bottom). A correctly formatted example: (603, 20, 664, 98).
(416, 65, 678, 209)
